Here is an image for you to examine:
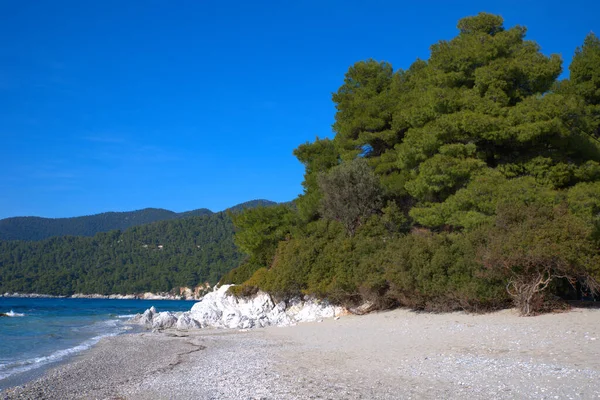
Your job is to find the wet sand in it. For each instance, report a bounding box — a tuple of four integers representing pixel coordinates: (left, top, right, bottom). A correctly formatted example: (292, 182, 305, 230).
(3, 307, 600, 399)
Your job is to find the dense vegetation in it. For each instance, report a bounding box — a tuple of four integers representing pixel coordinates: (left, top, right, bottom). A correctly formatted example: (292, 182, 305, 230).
(0, 200, 275, 241)
(0, 201, 276, 295)
(222, 13, 600, 315)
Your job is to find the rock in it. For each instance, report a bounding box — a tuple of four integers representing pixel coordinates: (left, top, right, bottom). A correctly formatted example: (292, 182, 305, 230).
(349, 301, 377, 316)
(108, 294, 136, 300)
(176, 314, 202, 330)
(291, 298, 339, 322)
(128, 306, 156, 325)
(190, 285, 277, 329)
(189, 285, 344, 329)
(130, 284, 346, 331)
(267, 301, 293, 326)
(141, 308, 155, 324)
(152, 311, 177, 329)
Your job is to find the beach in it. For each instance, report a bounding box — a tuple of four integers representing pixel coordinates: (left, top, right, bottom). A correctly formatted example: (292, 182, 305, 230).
(3, 307, 600, 399)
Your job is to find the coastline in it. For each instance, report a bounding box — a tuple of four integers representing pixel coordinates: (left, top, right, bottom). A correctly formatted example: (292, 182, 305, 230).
(1, 293, 199, 301)
(0, 297, 194, 390)
(3, 307, 600, 399)
(0, 322, 139, 393)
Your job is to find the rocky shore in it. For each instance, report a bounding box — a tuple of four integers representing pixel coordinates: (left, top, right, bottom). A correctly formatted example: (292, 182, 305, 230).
(3, 307, 600, 399)
(1, 293, 66, 299)
(128, 284, 345, 330)
(2, 292, 196, 301)
(2, 283, 213, 301)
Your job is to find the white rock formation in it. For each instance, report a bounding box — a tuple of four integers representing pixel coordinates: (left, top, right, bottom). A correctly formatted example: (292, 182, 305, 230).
(128, 306, 158, 326)
(152, 311, 178, 329)
(128, 284, 345, 331)
(176, 313, 202, 330)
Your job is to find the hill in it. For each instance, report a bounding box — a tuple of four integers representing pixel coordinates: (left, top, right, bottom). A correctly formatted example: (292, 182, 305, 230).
(0, 200, 276, 241)
(224, 200, 278, 213)
(0, 200, 279, 295)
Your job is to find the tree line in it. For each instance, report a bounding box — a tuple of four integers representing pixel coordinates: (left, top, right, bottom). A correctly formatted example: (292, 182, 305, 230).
(221, 13, 600, 315)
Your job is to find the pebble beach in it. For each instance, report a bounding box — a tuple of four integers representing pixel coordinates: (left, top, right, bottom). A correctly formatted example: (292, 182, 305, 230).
(3, 307, 600, 399)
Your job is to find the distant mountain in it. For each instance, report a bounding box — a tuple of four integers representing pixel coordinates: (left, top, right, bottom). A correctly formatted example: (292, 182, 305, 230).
(175, 208, 213, 219)
(0, 200, 277, 241)
(225, 199, 277, 213)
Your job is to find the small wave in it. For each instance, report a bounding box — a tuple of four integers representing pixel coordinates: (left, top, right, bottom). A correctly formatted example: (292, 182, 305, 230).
(2, 310, 25, 317)
(116, 314, 136, 319)
(0, 327, 125, 381)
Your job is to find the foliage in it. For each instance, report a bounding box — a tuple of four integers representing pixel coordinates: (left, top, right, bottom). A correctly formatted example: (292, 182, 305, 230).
(318, 158, 383, 235)
(382, 230, 510, 312)
(569, 33, 600, 108)
(0, 212, 243, 295)
(229, 205, 296, 267)
(567, 181, 600, 241)
(478, 202, 600, 315)
(226, 13, 600, 315)
(409, 172, 560, 230)
(219, 258, 264, 286)
(293, 138, 340, 222)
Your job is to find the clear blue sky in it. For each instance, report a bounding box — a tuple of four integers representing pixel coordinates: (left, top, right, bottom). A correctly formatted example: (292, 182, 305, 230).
(1, 0, 598, 219)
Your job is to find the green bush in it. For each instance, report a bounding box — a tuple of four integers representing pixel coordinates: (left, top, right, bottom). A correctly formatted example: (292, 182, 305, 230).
(478, 202, 600, 315)
(219, 257, 263, 285)
(227, 267, 269, 298)
(379, 232, 508, 312)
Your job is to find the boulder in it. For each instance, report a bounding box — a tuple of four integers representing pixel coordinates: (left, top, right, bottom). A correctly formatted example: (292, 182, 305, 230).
(349, 301, 377, 315)
(129, 284, 345, 331)
(128, 307, 155, 325)
(176, 314, 202, 330)
(142, 307, 155, 323)
(152, 311, 178, 329)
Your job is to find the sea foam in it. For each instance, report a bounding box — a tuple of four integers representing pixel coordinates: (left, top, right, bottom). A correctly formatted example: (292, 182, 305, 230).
(4, 310, 25, 317)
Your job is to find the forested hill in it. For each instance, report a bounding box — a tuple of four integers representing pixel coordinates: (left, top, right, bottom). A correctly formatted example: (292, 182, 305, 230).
(0, 200, 276, 241)
(223, 200, 278, 213)
(0, 212, 241, 295)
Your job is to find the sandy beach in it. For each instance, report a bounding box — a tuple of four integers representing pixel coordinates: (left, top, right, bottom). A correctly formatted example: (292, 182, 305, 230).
(2, 307, 600, 399)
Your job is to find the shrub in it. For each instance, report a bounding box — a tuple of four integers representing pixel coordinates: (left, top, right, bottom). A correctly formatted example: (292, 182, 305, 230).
(219, 258, 263, 285)
(478, 202, 600, 315)
(382, 232, 509, 312)
(230, 205, 296, 266)
(228, 267, 269, 298)
(318, 158, 383, 236)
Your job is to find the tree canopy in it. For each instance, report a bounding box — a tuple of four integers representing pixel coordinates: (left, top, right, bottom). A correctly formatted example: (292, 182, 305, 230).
(222, 13, 600, 315)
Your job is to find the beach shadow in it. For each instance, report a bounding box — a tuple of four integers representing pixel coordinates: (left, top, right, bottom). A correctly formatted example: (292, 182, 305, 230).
(568, 300, 600, 309)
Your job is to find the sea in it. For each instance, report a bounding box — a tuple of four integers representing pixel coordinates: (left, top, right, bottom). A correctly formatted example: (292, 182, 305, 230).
(0, 297, 196, 390)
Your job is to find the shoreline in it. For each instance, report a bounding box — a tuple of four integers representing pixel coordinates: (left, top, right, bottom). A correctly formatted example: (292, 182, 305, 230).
(3, 307, 600, 399)
(0, 319, 142, 392)
(1, 293, 200, 301)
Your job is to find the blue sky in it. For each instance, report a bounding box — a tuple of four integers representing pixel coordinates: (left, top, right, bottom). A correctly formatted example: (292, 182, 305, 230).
(1, 0, 598, 219)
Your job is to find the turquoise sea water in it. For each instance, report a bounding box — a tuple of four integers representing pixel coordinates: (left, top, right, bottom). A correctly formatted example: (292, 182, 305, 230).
(0, 297, 196, 389)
